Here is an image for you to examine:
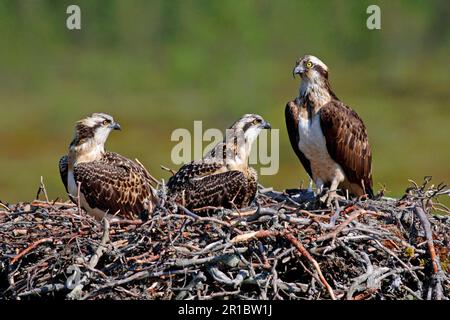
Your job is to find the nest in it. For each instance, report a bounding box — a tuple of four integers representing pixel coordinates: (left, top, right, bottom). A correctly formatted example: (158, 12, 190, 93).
(0, 177, 449, 300)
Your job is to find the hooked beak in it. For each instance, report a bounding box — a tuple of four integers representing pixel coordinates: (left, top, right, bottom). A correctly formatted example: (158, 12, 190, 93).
(292, 64, 304, 78)
(261, 121, 271, 130)
(110, 122, 121, 130)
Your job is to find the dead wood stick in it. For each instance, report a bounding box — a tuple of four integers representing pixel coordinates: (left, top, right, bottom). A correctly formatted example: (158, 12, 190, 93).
(230, 230, 278, 243)
(173, 248, 247, 267)
(30, 200, 75, 208)
(0, 202, 11, 212)
(89, 218, 110, 268)
(203, 290, 241, 299)
(135, 158, 160, 186)
(300, 209, 331, 220)
(230, 230, 336, 300)
(160, 165, 176, 175)
(87, 269, 195, 296)
(413, 206, 439, 273)
(231, 230, 336, 300)
(283, 232, 337, 300)
(109, 219, 143, 226)
(67, 219, 110, 299)
(316, 210, 364, 242)
(413, 205, 444, 300)
(36, 176, 50, 203)
(193, 206, 224, 212)
(18, 283, 66, 297)
(229, 208, 258, 217)
(10, 238, 53, 264)
(179, 205, 243, 234)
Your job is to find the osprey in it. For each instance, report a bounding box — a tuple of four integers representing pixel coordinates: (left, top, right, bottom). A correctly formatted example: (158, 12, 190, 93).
(167, 114, 271, 211)
(285, 55, 373, 204)
(59, 113, 157, 220)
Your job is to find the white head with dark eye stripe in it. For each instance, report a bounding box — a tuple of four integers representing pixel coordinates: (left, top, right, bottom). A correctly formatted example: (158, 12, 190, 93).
(223, 114, 271, 165)
(292, 55, 335, 106)
(293, 55, 329, 81)
(229, 114, 271, 147)
(70, 113, 121, 162)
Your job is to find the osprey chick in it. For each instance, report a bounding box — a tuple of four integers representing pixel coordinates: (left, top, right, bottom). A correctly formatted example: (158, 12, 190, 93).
(286, 55, 373, 204)
(167, 114, 271, 211)
(59, 113, 157, 220)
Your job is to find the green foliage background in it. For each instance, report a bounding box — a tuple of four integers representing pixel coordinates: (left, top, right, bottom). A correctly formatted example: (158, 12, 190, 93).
(0, 0, 449, 204)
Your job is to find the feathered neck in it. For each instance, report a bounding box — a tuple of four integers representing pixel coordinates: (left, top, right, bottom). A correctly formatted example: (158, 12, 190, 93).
(68, 139, 105, 166)
(206, 134, 252, 171)
(300, 76, 337, 111)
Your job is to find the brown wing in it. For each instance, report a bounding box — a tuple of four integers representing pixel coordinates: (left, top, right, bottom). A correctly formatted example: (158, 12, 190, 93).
(167, 161, 256, 210)
(174, 170, 255, 210)
(167, 160, 224, 191)
(74, 152, 156, 219)
(59, 155, 69, 194)
(320, 101, 373, 197)
(285, 100, 313, 178)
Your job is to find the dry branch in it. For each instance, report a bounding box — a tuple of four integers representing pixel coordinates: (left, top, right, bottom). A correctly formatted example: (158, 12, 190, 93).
(0, 177, 448, 300)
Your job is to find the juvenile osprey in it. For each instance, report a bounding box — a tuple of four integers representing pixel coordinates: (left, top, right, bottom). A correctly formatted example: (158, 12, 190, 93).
(167, 114, 271, 211)
(285, 55, 373, 203)
(59, 113, 157, 220)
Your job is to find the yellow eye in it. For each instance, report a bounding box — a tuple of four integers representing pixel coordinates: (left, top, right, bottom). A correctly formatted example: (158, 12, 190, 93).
(252, 119, 259, 125)
(306, 61, 313, 68)
(103, 120, 109, 126)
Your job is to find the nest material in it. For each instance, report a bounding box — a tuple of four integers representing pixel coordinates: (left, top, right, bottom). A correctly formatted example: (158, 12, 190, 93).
(0, 178, 449, 300)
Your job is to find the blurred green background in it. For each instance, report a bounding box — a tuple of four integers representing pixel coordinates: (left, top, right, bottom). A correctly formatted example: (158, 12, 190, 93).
(0, 0, 449, 204)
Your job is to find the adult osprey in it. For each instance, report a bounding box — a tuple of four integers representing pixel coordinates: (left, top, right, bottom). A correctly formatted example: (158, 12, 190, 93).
(59, 113, 157, 220)
(167, 114, 271, 211)
(285, 55, 373, 204)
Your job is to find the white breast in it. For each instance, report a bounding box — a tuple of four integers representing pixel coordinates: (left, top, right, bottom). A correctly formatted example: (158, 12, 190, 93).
(297, 114, 328, 159)
(297, 114, 345, 185)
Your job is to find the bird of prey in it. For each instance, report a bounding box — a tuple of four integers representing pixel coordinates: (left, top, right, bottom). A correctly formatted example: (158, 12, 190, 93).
(285, 55, 373, 204)
(59, 113, 157, 220)
(167, 114, 271, 212)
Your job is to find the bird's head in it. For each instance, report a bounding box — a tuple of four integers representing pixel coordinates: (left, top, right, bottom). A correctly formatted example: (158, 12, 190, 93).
(71, 113, 121, 152)
(292, 55, 329, 81)
(217, 114, 271, 166)
(229, 114, 271, 147)
(209, 114, 271, 164)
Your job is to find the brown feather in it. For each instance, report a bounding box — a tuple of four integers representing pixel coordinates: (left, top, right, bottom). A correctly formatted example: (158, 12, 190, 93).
(167, 160, 257, 211)
(319, 101, 373, 197)
(59, 152, 156, 219)
(285, 100, 313, 179)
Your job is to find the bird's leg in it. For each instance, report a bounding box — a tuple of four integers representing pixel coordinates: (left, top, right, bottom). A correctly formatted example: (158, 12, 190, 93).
(319, 179, 345, 206)
(315, 179, 324, 197)
(308, 179, 314, 192)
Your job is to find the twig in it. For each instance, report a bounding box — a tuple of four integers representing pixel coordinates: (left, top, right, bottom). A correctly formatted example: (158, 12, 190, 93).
(10, 238, 53, 264)
(316, 209, 364, 242)
(135, 158, 160, 186)
(161, 165, 176, 175)
(283, 232, 337, 300)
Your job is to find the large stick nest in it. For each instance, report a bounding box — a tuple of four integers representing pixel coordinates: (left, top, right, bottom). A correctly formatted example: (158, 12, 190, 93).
(0, 177, 449, 300)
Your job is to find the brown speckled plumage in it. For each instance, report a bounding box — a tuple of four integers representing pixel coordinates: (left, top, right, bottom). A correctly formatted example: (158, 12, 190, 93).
(167, 160, 258, 211)
(59, 113, 157, 220)
(59, 152, 156, 219)
(167, 114, 270, 212)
